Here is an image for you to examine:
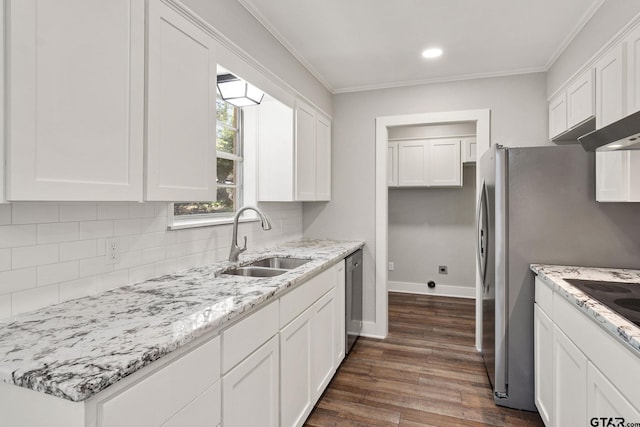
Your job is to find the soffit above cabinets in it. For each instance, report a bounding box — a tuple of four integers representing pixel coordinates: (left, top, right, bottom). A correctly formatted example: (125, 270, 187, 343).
(238, 0, 604, 93)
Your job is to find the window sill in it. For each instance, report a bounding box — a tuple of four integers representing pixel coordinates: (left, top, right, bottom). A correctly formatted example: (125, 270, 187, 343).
(168, 214, 260, 230)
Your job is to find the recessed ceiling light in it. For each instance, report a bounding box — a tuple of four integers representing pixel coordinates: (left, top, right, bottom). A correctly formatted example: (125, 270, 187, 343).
(422, 48, 443, 59)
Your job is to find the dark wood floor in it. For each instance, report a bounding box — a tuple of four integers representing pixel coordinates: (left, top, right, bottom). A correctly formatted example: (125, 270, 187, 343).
(304, 292, 544, 427)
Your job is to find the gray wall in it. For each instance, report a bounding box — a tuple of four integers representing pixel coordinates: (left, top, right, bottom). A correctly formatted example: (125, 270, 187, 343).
(547, 0, 640, 96)
(388, 167, 476, 288)
(302, 72, 548, 323)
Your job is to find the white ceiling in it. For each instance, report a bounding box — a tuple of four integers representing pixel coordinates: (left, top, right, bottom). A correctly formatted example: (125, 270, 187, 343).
(238, 0, 605, 93)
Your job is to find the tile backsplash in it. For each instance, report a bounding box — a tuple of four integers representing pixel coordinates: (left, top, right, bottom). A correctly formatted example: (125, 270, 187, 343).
(0, 202, 302, 319)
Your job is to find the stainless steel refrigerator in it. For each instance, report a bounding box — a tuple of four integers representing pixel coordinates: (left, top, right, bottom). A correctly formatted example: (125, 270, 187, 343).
(477, 144, 640, 411)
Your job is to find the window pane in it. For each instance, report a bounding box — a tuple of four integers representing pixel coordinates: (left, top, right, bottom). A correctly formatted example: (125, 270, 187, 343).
(216, 98, 236, 127)
(173, 190, 236, 216)
(217, 158, 237, 185)
(216, 124, 237, 155)
(216, 187, 237, 214)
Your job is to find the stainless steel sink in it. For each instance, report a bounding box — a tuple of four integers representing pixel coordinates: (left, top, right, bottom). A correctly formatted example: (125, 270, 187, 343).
(222, 266, 288, 277)
(249, 257, 310, 270)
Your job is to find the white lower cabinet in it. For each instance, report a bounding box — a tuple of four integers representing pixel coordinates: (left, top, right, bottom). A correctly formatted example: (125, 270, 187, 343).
(223, 335, 280, 427)
(534, 277, 640, 427)
(280, 306, 314, 427)
(552, 325, 587, 427)
(311, 288, 337, 400)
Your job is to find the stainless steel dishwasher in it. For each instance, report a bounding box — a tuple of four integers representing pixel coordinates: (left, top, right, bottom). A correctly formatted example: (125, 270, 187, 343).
(345, 249, 363, 354)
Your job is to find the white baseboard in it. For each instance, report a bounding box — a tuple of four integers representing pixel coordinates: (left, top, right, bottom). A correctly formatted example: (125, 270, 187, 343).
(360, 320, 385, 339)
(388, 280, 475, 299)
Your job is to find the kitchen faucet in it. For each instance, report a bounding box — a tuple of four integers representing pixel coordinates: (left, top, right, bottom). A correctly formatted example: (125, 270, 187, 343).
(228, 206, 272, 262)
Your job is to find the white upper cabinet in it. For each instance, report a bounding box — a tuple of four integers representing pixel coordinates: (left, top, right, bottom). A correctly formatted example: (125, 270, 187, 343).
(548, 69, 594, 140)
(461, 137, 477, 163)
(548, 92, 568, 140)
(595, 43, 626, 129)
(295, 100, 317, 201)
(566, 69, 595, 129)
(6, 0, 145, 201)
(257, 98, 332, 202)
(146, 0, 217, 202)
(395, 139, 461, 187)
(0, 0, 5, 203)
(428, 139, 462, 186)
(387, 142, 399, 186)
(625, 24, 640, 115)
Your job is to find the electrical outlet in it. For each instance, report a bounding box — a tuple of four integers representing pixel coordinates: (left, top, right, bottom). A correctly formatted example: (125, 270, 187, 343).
(388, 262, 395, 271)
(438, 265, 448, 274)
(106, 238, 121, 265)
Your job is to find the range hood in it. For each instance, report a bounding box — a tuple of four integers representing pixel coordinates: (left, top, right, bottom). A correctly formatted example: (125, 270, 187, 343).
(578, 110, 640, 151)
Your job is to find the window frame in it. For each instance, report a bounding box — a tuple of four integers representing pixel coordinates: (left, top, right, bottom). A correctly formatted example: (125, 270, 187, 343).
(169, 98, 253, 229)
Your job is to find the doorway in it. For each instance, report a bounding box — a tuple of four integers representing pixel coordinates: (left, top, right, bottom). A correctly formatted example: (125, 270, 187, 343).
(374, 109, 490, 350)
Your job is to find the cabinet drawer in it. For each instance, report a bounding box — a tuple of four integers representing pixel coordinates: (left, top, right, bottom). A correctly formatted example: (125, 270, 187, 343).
(161, 380, 221, 427)
(100, 336, 220, 427)
(280, 266, 335, 328)
(535, 277, 553, 315)
(553, 294, 640, 410)
(222, 300, 279, 373)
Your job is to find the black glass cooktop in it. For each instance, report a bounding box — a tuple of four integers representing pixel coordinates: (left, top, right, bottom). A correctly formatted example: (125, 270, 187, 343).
(563, 278, 640, 328)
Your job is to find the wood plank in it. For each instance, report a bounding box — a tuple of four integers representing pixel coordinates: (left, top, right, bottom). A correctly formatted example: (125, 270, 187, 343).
(304, 293, 544, 427)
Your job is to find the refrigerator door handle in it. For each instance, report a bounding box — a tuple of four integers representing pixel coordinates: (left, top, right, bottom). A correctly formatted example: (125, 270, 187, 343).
(476, 181, 489, 289)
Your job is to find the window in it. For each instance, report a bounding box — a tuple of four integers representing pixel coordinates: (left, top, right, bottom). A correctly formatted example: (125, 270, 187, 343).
(173, 98, 242, 220)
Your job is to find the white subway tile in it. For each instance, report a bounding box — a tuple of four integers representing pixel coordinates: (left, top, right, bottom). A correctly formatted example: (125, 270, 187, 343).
(59, 277, 98, 302)
(166, 243, 188, 259)
(129, 202, 156, 218)
(142, 246, 165, 264)
(12, 244, 59, 269)
(114, 219, 142, 236)
(60, 240, 98, 262)
(141, 216, 169, 233)
(79, 220, 113, 239)
(11, 284, 59, 315)
(0, 225, 37, 248)
(0, 294, 11, 320)
(176, 254, 205, 271)
(129, 264, 156, 284)
(0, 249, 10, 272)
(0, 205, 11, 225)
(60, 203, 98, 222)
(37, 222, 79, 244)
(79, 256, 114, 277)
(97, 202, 129, 220)
(128, 233, 158, 251)
(97, 270, 129, 293)
(0, 268, 37, 293)
(114, 250, 143, 270)
(155, 259, 177, 276)
(38, 261, 79, 287)
(155, 203, 169, 218)
(12, 203, 59, 224)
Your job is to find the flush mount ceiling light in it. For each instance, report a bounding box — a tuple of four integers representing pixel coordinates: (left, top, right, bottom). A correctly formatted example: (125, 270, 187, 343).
(421, 48, 443, 59)
(217, 73, 265, 107)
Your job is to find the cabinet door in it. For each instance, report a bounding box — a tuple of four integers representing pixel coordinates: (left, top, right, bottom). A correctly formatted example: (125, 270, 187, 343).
(549, 92, 568, 139)
(295, 100, 316, 201)
(0, 0, 5, 203)
(553, 325, 587, 427)
(596, 151, 629, 202)
(280, 307, 313, 427)
(387, 142, 398, 186)
(428, 139, 461, 186)
(146, 0, 217, 201)
(161, 381, 221, 427)
(335, 261, 346, 366)
(595, 44, 626, 129)
(398, 140, 429, 186)
(567, 69, 595, 129)
(315, 114, 332, 201)
(587, 362, 640, 424)
(534, 305, 553, 427)
(626, 25, 640, 115)
(7, 0, 144, 201)
(311, 288, 337, 400)
(223, 336, 279, 427)
(462, 137, 477, 163)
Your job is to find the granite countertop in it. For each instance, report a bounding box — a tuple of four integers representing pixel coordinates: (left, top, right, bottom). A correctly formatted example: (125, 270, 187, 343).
(0, 238, 364, 403)
(530, 264, 640, 357)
